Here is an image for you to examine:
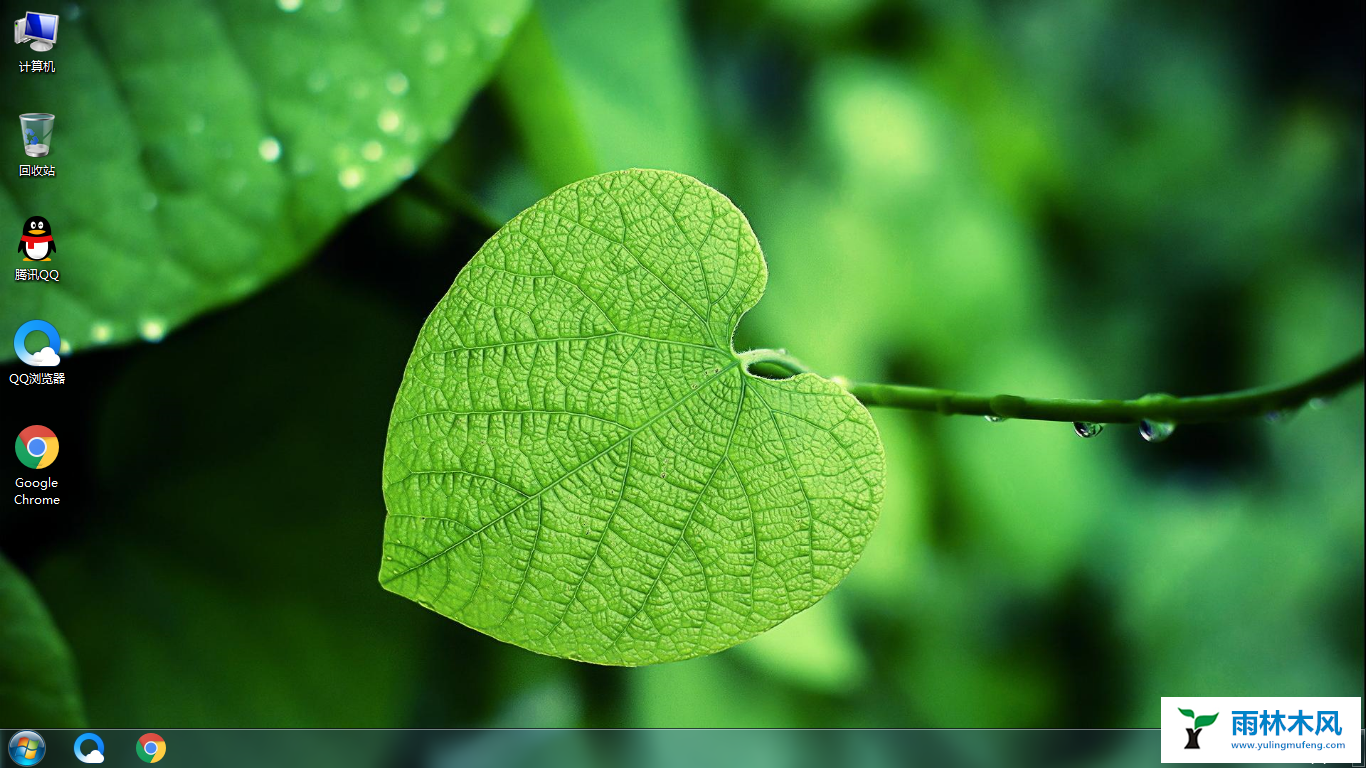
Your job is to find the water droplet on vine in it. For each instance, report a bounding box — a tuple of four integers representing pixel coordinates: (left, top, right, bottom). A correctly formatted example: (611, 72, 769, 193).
(1073, 421, 1104, 438)
(1139, 419, 1175, 443)
(1264, 407, 1299, 424)
(1309, 396, 1331, 410)
(984, 415, 1007, 423)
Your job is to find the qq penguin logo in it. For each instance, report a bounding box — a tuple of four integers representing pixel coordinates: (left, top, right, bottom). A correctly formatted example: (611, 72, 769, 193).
(18, 215, 55, 261)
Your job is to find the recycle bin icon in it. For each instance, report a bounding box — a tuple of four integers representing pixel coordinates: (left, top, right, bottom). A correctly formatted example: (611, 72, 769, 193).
(20, 113, 54, 157)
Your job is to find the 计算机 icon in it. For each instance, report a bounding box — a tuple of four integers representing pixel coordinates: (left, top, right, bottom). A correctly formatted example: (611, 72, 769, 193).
(19, 113, 54, 156)
(13, 319, 61, 366)
(18, 215, 55, 260)
(14, 12, 57, 51)
(73, 733, 105, 764)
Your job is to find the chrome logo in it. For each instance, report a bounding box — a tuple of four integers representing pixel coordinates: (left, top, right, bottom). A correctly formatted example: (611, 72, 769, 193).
(7, 731, 45, 765)
(15, 425, 58, 469)
(137, 733, 166, 763)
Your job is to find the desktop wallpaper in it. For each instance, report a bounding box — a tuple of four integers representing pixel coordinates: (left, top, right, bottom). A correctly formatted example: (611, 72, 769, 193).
(2, 0, 1362, 751)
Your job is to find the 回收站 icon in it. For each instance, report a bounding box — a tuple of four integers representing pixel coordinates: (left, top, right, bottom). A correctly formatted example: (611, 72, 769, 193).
(19, 113, 54, 157)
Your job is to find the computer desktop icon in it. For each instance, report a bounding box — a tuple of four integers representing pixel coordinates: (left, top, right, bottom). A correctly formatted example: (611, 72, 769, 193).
(14, 11, 57, 52)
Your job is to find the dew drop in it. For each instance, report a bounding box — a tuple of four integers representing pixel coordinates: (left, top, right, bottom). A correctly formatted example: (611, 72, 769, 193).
(186, 114, 206, 134)
(1139, 419, 1175, 443)
(984, 415, 1007, 423)
(361, 140, 384, 162)
(1309, 396, 1331, 410)
(258, 136, 282, 163)
(90, 322, 112, 344)
(1264, 408, 1298, 424)
(1073, 421, 1104, 438)
(277, 0, 302, 11)
(59, 339, 72, 354)
(339, 166, 364, 189)
(378, 108, 402, 134)
(660, 472, 667, 478)
(307, 70, 330, 93)
(139, 318, 166, 343)
(484, 15, 512, 38)
(394, 157, 416, 179)
(424, 0, 446, 17)
(386, 72, 409, 96)
(425, 41, 448, 65)
(141, 192, 159, 211)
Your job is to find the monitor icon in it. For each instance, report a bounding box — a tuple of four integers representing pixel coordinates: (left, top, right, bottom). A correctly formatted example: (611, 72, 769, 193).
(14, 12, 57, 52)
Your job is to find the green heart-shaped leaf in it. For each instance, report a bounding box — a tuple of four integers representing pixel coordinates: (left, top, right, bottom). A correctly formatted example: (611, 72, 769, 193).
(380, 169, 885, 664)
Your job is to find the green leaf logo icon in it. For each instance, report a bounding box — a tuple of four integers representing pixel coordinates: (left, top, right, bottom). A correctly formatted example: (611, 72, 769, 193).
(380, 169, 886, 665)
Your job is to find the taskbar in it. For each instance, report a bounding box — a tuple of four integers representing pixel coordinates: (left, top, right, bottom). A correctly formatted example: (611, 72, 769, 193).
(3, 727, 1364, 767)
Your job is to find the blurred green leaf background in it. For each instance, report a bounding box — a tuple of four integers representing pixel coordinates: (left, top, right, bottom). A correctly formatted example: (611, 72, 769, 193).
(2, 0, 1361, 734)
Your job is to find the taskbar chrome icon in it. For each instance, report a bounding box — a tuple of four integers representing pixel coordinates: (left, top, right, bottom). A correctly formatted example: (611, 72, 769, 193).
(136, 733, 165, 763)
(15, 425, 58, 468)
(7, 731, 45, 765)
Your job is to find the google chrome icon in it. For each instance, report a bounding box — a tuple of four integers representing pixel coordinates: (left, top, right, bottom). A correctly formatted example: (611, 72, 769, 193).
(15, 425, 58, 469)
(137, 733, 166, 763)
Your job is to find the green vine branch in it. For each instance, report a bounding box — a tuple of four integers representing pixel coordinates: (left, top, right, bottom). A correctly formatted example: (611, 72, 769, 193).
(740, 348, 1365, 427)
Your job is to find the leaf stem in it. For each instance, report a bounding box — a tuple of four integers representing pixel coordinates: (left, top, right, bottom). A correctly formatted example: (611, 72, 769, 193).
(740, 349, 1365, 424)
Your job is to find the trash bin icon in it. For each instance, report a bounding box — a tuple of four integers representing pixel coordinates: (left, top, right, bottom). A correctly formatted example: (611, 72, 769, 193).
(20, 113, 54, 157)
